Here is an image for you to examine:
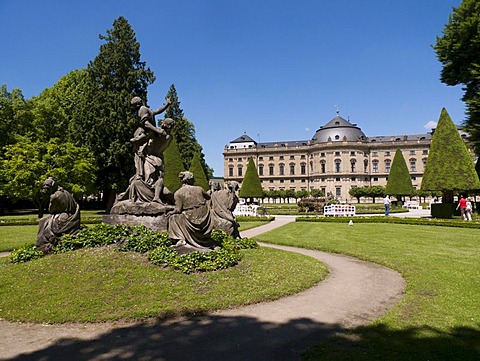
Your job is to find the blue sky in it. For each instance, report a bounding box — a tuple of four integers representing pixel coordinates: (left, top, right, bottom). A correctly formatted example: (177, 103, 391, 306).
(0, 0, 464, 176)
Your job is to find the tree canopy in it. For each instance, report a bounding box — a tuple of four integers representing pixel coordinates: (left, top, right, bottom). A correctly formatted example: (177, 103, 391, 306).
(421, 108, 480, 195)
(385, 149, 415, 198)
(239, 158, 264, 199)
(434, 0, 480, 152)
(164, 84, 213, 177)
(0, 137, 96, 216)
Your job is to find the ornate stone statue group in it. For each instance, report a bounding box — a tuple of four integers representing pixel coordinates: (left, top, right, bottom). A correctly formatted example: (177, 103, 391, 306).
(37, 95, 241, 254)
(111, 97, 176, 215)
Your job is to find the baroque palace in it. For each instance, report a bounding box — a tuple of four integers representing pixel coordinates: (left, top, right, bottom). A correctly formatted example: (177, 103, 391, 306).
(223, 113, 444, 201)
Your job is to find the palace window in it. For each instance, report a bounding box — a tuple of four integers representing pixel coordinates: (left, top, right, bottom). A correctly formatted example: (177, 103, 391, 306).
(238, 166, 243, 177)
(229, 167, 233, 177)
(350, 159, 356, 172)
(301, 163, 306, 175)
(385, 160, 391, 173)
(335, 151, 341, 156)
(372, 160, 379, 173)
(384, 151, 391, 156)
(335, 160, 341, 173)
(289, 163, 295, 175)
(279, 163, 285, 176)
(364, 160, 368, 173)
(258, 165, 264, 176)
(410, 159, 416, 172)
(269, 164, 274, 176)
(321, 161, 326, 173)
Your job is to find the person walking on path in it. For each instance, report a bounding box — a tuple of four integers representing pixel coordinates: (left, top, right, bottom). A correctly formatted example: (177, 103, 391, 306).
(383, 195, 391, 216)
(456, 195, 467, 220)
(465, 198, 473, 221)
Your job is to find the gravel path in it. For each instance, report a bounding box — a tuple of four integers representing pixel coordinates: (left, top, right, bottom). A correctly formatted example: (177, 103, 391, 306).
(0, 216, 405, 361)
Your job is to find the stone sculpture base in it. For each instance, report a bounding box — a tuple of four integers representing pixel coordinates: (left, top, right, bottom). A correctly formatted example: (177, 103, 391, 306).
(103, 214, 169, 232)
(110, 200, 174, 216)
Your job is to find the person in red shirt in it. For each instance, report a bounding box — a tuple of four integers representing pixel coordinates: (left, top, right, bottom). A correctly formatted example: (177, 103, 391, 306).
(456, 195, 467, 220)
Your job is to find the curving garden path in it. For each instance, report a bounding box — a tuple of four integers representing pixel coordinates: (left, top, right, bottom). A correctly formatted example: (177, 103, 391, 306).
(0, 215, 405, 361)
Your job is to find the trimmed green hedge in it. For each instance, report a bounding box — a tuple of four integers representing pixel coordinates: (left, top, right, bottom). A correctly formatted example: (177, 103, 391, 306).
(296, 216, 480, 228)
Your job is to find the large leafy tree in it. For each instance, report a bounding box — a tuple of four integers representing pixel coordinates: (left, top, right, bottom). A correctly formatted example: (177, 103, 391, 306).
(75, 17, 155, 209)
(0, 137, 97, 217)
(0, 85, 32, 154)
(239, 157, 264, 201)
(434, 0, 480, 151)
(385, 148, 415, 201)
(29, 69, 88, 143)
(189, 152, 210, 191)
(421, 108, 480, 202)
(164, 84, 213, 177)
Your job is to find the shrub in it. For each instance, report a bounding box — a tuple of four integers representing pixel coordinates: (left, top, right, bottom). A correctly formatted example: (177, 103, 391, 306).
(10, 244, 44, 263)
(56, 223, 130, 252)
(298, 197, 326, 212)
(148, 230, 258, 273)
(10, 223, 259, 274)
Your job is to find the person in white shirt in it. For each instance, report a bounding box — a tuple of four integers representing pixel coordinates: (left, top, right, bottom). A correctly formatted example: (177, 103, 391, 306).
(383, 195, 391, 216)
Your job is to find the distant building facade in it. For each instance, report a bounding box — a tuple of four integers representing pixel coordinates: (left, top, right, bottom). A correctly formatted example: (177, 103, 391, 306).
(223, 114, 447, 201)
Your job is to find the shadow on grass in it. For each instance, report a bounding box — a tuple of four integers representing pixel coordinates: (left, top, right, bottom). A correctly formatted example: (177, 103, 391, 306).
(304, 323, 480, 361)
(7, 315, 480, 361)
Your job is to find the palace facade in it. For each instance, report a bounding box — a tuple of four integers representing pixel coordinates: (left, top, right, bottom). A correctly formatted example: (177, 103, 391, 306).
(223, 114, 440, 201)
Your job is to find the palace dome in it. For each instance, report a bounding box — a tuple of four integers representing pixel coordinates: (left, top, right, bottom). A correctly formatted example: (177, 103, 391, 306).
(312, 115, 366, 143)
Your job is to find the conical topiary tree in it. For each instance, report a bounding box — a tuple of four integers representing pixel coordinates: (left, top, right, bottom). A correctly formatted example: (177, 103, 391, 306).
(385, 148, 415, 202)
(422, 108, 480, 213)
(163, 137, 185, 193)
(189, 152, 209, 191)
(422, 108, 480, 197)
(239, 157, 264, 203)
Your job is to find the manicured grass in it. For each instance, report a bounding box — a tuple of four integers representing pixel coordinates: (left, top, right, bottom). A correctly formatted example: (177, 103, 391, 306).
(254, 222, 480, 360)
(0, 210, 105, 226)
(0, 246, 327, 323)
(0, 225, 38, 252)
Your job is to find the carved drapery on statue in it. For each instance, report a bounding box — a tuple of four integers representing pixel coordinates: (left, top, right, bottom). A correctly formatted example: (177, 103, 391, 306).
(36, 177, 80, 254)
(210, 181, 241, 238)
(168, 171, 216, 252)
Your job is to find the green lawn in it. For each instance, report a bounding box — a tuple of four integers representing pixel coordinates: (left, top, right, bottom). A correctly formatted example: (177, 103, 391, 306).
(254, 222, 480, 360)
(0, 245, 327, 323)
(0, 225, 38, 252)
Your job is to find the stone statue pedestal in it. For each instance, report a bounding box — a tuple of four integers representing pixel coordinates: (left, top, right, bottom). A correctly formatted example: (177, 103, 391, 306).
(103, 214, 169, 232)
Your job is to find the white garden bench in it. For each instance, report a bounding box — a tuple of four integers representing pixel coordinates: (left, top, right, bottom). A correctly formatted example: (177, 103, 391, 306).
(233, 204, 259, 217)
(402, 201, 422, 210)
(323, 204, 356, 217)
